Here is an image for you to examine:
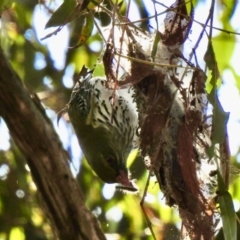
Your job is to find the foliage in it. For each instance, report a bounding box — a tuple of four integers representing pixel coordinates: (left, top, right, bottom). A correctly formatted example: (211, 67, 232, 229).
(0, 0, 240, 239)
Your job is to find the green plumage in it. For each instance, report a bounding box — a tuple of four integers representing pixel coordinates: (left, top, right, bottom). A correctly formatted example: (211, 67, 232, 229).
(68, 74, 138, 188)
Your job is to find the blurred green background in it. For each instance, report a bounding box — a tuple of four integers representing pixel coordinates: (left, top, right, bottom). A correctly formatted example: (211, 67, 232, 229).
(0, 0, 240, 239)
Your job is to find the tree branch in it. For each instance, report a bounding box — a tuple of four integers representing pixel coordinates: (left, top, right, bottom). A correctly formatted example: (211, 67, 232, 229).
(0, 46, 106, 240)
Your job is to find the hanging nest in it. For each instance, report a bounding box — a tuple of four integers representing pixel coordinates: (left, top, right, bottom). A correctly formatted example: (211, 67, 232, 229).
(100, 0, 230, 239)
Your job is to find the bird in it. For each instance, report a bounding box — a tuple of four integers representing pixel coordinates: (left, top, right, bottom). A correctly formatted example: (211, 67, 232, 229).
(67, 73, 139, 191)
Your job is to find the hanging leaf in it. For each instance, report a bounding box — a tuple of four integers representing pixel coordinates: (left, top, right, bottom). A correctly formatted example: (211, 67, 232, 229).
(204, 41, 220, 86)
(207, 90, 229, 156)
(44, 0, 103, 29)
(151, 31, 161, 61)
(45, 0, 77, 29)
(69, 15, 94, 49)
(87, 0, 104, 11)
(212, 33, 235, 75)
(44, 0, 95, 29)
(217, 172, 237, 240)
(204, 41, 229, 157)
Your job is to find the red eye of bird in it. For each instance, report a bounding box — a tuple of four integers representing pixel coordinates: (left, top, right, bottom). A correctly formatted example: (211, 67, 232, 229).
(106, 157, 114, 164)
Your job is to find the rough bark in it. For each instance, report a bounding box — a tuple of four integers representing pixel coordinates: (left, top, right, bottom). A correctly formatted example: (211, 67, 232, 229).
(0, 46, 106, 240)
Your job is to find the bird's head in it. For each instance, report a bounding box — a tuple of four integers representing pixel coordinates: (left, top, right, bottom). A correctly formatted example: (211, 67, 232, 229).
(80, 126, 137, 191)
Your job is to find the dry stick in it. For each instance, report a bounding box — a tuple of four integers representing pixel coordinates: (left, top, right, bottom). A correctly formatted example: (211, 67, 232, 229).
(108, 1, 119, 124)
(152, 0, 159, 31)
(209, 0, 215, 40)
(116, 52, 196, 70)
(182, 12, 212, 109)
(114, 0, 131, 80)
(109, 0, 117, 50)
(119, 12, 240, 37)
(90, 5, 133, 75)
(90, 3, 132, 83)
(94, 2, 199, 72)
(96, 0, 132, 77)
(42, 0, 240, 45)
(139, 170, 157, 240)
(97, 0, 240, 37)
(151, 0, 240, 36)
(236, 214, 240, 226)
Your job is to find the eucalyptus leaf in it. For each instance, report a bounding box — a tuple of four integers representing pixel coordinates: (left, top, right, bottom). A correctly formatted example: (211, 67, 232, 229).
(204, 41, 229, 157)
(69, 15, 94, 49)
(204, 41, 220, 84)
(151, 31, 161, 61)
(45, 0, 78, 29)
(207, 90, 229, 156)
(218, 172, 237, 240)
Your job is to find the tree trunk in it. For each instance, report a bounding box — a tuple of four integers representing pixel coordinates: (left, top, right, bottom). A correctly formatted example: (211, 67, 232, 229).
(0, 46, 106, 240)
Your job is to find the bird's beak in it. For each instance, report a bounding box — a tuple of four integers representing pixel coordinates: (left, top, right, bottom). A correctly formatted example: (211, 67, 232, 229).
(116, 170, 132, 187)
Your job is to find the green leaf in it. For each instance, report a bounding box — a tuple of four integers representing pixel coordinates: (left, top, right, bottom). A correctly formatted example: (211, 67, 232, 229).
(88, 0, 104, 10)
(207, 90, 229, 156)
(69, 15, 94, 49)
(204, 41, 229, 157)
(45, 0, 77, 29)
(44, 0, 98, 29)
(212, 33, 235, 75)
(204, 41, 220, 86)
(151, 31, 161, 61)
(219, 0, 237, 23)
(219, 193, 237, 240)
(218, 172, 237, 240)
